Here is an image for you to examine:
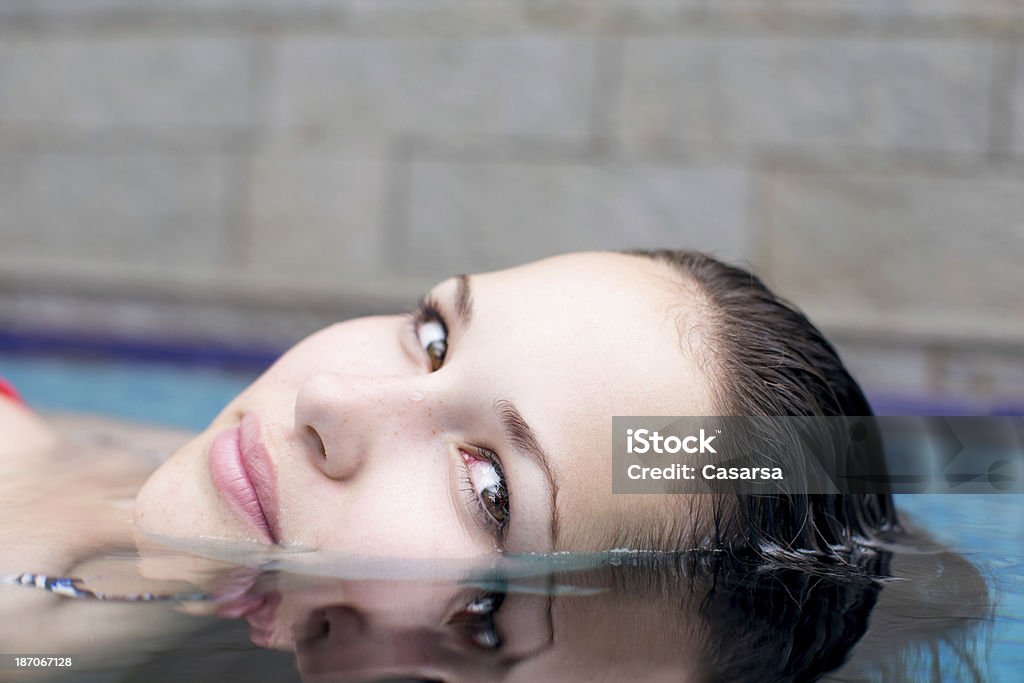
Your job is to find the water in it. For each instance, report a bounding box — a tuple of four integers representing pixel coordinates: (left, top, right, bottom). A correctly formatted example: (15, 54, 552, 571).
(0, 531, 1009, 682)
(0, 353, 258, 430)
(889, 495, 1024, 680)
(0, 352, 1021, 681)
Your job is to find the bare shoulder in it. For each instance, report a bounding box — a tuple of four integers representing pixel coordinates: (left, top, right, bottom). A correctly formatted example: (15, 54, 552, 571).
(0, 399, 58, 460)
(0, 411, 194, 573)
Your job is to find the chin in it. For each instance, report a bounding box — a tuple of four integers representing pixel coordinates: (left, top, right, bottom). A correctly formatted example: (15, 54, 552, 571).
(133, 437, 212, 539)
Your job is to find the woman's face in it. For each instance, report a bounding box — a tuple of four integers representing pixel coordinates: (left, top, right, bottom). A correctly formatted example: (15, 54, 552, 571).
(134, 252, 713, 556)
(216, 571, 699, 683)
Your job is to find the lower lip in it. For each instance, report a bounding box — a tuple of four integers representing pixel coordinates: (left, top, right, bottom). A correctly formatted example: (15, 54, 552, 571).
(245, 590, 281, 631)
(208, 426, 275, 543)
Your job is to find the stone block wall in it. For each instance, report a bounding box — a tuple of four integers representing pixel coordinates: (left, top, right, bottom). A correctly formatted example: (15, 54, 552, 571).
(0, 1, 1021, 407)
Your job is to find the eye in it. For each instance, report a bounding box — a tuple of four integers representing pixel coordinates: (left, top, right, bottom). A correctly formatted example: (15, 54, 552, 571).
(447, 590, 506, 651)
(460, 447, 510, 536)
(407, 294, 511, 544)
(409, 296, 448, 371)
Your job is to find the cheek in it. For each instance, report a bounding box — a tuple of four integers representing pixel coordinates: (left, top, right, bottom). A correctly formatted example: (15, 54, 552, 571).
(291, 461, 482, 558)
(276, 319, 410, 379)
(135, 437, 227, 537)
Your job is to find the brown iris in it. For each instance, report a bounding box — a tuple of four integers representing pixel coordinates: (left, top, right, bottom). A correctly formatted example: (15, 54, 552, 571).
(482, 483, 508, 524)
(426, 339, 447, 371)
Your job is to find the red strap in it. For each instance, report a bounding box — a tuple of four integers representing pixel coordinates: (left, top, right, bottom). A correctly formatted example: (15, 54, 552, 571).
(0, 377, 24, 406)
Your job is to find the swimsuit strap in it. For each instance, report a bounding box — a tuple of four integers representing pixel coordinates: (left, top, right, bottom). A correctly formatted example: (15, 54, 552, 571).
(0, 377, 24, 406)
(1, 572, 207, 602)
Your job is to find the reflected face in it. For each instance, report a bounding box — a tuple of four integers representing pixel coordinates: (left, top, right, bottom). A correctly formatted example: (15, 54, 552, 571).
(226, 573, 554, 682)
(212, 570, 700, 683)
(134, 252, 714, 556)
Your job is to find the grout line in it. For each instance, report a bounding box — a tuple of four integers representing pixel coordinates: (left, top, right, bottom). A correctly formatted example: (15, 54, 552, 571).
(1008, 43, 1021, 157)
(987, 39, 1018, 161)
(748, 152, 776, 281)
(221, 36, 275, 270)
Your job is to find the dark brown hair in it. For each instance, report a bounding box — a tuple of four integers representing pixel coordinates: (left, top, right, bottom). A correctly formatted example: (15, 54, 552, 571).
(623, 249, 900, 565)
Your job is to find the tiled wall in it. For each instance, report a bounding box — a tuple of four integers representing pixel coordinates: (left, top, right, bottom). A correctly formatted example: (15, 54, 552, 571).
(0, 1, 1021, 406)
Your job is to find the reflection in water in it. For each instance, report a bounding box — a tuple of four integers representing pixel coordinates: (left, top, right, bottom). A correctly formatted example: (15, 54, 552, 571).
(5, 540, 990, 683)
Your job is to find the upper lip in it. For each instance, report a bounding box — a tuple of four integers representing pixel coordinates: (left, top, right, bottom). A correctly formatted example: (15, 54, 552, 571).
(239, 413, 282, 544)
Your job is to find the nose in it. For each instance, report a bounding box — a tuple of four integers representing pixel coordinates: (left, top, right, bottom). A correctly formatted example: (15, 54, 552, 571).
(295, 373, 429, 481)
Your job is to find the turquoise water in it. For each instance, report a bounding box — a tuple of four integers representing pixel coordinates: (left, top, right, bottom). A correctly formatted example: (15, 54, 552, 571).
(1, 352, 1022, 681)
(893, 494, 1024, 679)
(0, 353, 258, 430)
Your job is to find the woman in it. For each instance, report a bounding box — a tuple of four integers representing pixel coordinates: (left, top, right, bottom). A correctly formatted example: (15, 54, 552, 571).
(135, 248, 899, 560)
(4, 249, 896, 563)
(2, 249, 992, 682)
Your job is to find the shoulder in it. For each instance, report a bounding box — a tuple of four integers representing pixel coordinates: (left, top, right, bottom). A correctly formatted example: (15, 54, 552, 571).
(0, 399, 58, 462)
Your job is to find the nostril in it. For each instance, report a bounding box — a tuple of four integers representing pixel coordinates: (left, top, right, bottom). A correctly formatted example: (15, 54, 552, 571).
(307, 426, 327, 460)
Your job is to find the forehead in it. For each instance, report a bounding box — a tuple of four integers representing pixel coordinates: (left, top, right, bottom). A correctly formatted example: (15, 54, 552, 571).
(456, 252, 716, 550)
(467, 251, 714, 413)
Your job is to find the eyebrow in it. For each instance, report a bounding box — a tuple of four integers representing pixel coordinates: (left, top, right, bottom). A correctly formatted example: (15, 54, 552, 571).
(454, 273, 473, 328)
(451, 274, 561, 551)
(494, 398, 561, 551)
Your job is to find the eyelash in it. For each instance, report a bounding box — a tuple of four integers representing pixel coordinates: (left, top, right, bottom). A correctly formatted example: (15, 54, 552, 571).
(459, 447, 510, 545)
(406, 295, 511, 544)
(404, 294, 447, 371)
(407, 294, 445, 331)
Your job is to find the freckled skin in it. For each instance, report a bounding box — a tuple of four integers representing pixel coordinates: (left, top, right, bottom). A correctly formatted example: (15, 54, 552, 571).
(134, 252, 714, 556)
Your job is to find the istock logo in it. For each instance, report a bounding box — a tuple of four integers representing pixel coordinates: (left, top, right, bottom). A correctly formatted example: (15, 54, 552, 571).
(626, 428, 717, 454)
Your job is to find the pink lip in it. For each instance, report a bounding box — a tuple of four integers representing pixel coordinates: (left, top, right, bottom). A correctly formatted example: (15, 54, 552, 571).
(245, 590, 282, 631)
(208, 414, 281, 544)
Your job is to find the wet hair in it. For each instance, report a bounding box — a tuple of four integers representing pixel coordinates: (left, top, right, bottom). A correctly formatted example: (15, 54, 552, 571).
(604, 550, 886, 682)
(588, 542, 988, 683)
(621, 249, 900, 565)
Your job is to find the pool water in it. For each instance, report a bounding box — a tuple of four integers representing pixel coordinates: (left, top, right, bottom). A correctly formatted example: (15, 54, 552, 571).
(0, 353, 1021, 681)
(0, 535, 1008, 683)
(888, 495, 1024, 681)
(0, 353, 258, 430)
